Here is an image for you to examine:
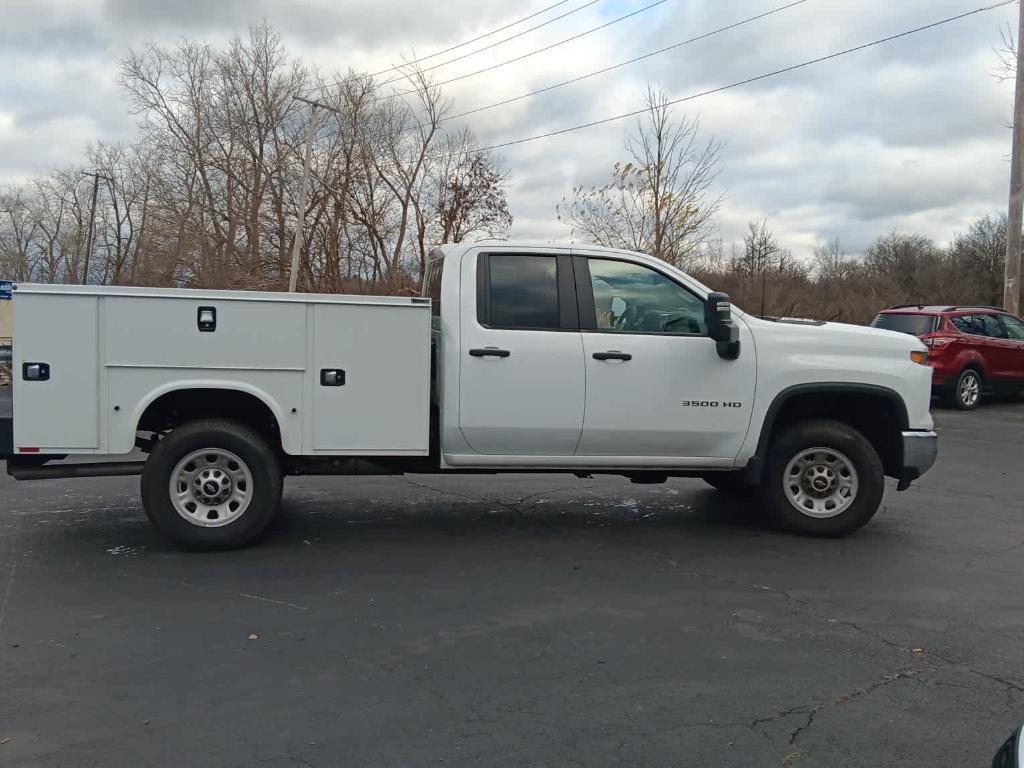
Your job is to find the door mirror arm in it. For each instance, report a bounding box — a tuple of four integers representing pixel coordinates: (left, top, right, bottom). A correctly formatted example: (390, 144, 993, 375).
(705, 292, 741, 361)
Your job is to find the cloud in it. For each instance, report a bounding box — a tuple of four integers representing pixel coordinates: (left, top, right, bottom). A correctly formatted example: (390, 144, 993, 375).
(0, 0, 1018, 256)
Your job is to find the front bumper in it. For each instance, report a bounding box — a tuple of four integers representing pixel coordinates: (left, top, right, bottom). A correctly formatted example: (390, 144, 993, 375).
(897, 430, 938, 490)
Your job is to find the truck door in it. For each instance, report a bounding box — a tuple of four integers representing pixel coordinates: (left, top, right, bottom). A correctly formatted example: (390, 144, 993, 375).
(572, 255, 756, 460)
(458, 251, 585, 455)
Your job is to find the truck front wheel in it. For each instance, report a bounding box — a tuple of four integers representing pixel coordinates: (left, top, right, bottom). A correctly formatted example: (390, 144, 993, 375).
(761, 420, 884, 537)
(140, 419, 283, 550)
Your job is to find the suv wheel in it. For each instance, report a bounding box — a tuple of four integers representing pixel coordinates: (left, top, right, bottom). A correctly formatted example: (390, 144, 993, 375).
(950, 368, 982, 410)
(761, 420, 884, 537)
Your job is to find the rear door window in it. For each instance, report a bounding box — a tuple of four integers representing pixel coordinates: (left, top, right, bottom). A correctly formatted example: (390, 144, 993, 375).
(951, 315, 977, 334)
(975, 314, 1005, 338)
(869, 314, 937, 335)
(953, 314, 1006, 338)
(480, 254, 562, 330)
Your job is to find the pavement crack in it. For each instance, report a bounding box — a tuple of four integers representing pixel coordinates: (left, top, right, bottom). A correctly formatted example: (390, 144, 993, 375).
(966, 668, 1024, 694)
(399, 477, 577, 532)
(964, 538, 1024, 568)
(782, 669, 915, 766)
(120, 571, 311, 612)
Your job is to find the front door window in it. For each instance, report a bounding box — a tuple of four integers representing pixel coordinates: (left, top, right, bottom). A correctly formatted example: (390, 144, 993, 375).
(587, 258, 706, 335)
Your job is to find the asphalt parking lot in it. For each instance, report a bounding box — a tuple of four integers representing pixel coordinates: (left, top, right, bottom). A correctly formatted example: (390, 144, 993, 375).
(1, 401, 1023, 767)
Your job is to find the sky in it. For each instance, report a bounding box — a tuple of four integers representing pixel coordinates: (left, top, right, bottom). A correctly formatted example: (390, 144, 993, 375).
(0, 0, 1019, 257)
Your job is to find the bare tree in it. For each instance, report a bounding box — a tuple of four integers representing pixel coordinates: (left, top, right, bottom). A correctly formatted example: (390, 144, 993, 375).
(0, 186, 39, 281)
(948, 214, 1008, 306)
(994, 23, 1017, 83)
(558, 85, 724, 267)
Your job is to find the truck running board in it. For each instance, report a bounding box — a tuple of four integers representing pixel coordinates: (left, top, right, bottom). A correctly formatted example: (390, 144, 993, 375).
(6, 460, 145, 480)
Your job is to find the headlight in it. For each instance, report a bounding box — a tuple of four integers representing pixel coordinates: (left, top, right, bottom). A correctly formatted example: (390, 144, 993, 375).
(910, 350, 928, 365)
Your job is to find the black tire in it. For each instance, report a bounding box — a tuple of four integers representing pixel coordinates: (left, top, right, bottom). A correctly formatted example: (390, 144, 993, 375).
(702, 472, 758, 497)
(141, 419, 282, 550)
(761, 420, 884, 538)
(947, 368, 982, 411)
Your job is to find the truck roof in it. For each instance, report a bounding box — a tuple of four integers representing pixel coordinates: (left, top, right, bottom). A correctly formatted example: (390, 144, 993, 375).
(432, 240, 645, 257)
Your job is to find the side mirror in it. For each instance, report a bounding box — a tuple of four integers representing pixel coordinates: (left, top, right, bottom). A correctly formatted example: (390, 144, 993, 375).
(704, 292, 740, 360)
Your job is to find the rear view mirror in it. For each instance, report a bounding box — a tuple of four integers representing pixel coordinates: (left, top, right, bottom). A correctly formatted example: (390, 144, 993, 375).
(705, 292, 740, 360)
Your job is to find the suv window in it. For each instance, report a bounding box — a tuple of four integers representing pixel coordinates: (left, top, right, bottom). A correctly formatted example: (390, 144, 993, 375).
(587, 258, 706, 335)
(482, 254, 561, 330)
(977, 314, 1005, 338)
(870, 313, 937, 335)
(951, 315, 976, 334)
(954, 314, 1004, 338)
(1001, 314, 1024, 341)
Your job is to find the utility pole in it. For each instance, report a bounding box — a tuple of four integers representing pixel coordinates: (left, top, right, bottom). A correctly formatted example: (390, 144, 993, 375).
(1004, 0, 1024, 314)
(288, 95, 346, 292)
(80, 170, 112, 286)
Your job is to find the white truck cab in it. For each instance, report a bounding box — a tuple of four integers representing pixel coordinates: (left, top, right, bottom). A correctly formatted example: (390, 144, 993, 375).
(0, 241, 937, 548)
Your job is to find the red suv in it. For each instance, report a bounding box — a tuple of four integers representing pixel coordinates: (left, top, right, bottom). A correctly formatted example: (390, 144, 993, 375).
(870, 305, 1024, 410)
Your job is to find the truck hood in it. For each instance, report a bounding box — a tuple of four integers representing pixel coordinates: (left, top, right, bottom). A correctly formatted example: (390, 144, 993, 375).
(744, 315, 926, 356)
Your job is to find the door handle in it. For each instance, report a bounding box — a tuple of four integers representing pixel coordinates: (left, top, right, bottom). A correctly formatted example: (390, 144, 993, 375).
(593, 351, 632, 361)
(469, 348, 511, 358)
(320, 369, 346, 386)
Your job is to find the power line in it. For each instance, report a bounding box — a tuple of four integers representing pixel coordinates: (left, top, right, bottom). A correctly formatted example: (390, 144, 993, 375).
(376, 0, 603, 86)
(377, 0, 670, 102)
(437, 0, 811, 127)
(455, 0, 1017, 157)
(368, 0, 575, 77)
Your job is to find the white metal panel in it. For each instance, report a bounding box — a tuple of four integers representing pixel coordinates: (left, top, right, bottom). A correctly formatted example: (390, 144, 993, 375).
(312, 304, 430, 453)
(105, 296, 306, 370)
(13, 293, 100, 451)
(456, 248, 586, 456)
(734, 316, 934, 465)
(109, 368, 304, 455)
(576, 329, 756, 459)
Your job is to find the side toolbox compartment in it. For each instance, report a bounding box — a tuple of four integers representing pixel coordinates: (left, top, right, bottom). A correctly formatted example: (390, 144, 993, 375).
(311, 302, 431, 454)
(12, 293, 100, 453)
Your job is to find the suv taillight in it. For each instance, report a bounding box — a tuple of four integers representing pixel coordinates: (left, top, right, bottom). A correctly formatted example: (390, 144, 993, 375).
(923, 336, 955, 349)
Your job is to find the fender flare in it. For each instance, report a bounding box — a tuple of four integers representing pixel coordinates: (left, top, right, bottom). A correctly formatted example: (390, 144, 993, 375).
(127, 379, 289, 450)
(746, 383, 909, 481)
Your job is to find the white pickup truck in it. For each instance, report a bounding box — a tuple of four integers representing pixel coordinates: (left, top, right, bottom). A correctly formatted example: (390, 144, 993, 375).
(0, 241, 937, 548)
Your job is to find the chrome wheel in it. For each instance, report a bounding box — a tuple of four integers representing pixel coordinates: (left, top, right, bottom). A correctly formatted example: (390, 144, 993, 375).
(783, 447, 859, 519)
(169, 448, 253, 528)
(958, 371, 980, 408)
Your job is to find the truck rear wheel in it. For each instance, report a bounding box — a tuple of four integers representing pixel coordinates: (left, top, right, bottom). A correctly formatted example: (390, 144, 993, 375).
(761, 420, 884, 537)
(141, 419, 282, 550)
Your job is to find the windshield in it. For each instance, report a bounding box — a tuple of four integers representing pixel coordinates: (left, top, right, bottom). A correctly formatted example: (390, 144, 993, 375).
(870, 313, 937, 336)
